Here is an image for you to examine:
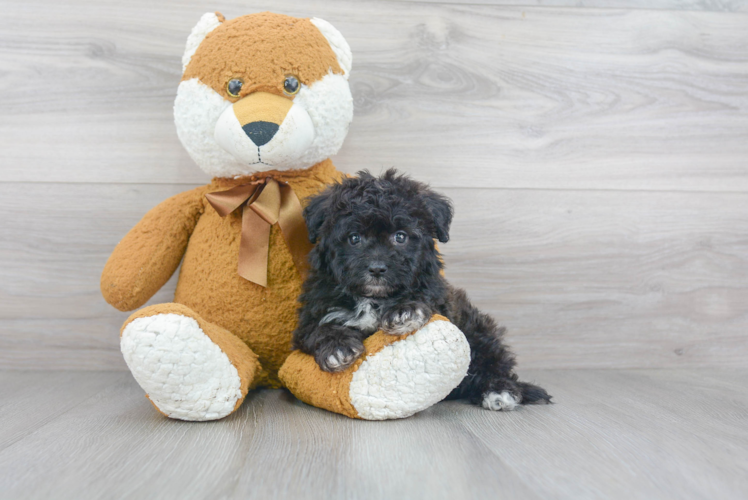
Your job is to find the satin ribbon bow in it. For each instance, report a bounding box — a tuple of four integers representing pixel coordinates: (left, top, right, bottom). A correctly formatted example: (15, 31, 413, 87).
(205, 178, 313, 287)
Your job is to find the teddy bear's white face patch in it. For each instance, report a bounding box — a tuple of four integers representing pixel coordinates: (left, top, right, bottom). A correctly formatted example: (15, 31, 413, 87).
(174, 72, 353, 178)
(174, 79, 244, 177)
(214, 95, 316, 170)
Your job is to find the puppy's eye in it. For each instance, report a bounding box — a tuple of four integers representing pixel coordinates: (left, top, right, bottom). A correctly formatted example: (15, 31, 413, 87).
(227, 79, 243, 98)
(348, 233, 361, 246)
(393, 231, 408, 244)
(283, 75, 300, 95)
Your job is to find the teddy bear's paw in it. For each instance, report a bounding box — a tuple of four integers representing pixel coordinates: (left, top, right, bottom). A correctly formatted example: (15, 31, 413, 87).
(349, 319, 471, 420)
(121, 313, 243, 421)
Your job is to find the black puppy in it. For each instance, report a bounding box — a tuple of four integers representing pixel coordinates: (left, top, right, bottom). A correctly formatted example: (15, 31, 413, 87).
(293, 169, 551, 410)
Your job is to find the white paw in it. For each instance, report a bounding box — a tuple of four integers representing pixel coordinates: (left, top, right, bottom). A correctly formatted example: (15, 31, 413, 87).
(349, 320, 471, 420)
(482, 391, 520, 411)
(121, 313, 242, 421)
(381, 306, 429, 335)
(325, 346, 363, 371)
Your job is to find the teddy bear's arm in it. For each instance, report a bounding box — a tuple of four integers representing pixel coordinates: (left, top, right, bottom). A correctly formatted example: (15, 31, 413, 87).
(100, 186, 208, 312)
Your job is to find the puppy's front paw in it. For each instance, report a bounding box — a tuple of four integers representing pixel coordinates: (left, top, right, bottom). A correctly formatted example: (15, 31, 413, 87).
(380, 302, 431, 335)
(482, 391, 521, 411)
(314, 337, 365, 373)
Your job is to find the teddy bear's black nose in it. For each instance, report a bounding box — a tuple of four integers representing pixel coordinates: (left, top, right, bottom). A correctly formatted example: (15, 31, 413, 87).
(242, 121, 279, 146)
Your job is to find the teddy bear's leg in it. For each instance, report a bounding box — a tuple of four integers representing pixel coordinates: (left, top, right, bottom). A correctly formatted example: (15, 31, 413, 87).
(278, 315, 470, 420)
(120, 303, 261, 421)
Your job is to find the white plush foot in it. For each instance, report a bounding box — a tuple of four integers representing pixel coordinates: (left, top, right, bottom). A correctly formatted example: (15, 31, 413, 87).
(349, 320, 471, 420)
(482, 391, 520, 411)
(121, 313, 242, 421)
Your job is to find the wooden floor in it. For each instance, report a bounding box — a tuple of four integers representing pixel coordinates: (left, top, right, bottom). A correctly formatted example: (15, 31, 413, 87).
(0, 368, 746, 500)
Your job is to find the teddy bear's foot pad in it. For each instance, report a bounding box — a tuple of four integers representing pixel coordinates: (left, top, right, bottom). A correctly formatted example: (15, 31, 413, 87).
(121, 313, 243, 421)
(349, 319, 471, 420)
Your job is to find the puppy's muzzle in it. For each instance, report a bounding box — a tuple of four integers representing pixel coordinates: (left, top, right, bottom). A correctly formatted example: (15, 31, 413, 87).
(368, 262, 388, 277)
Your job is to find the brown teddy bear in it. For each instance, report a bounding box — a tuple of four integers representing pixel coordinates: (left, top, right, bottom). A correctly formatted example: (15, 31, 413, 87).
(101, 12, 470, 421)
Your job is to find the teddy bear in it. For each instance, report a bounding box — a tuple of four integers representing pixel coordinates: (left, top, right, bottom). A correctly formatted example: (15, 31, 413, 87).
(100, 11, 471, 421)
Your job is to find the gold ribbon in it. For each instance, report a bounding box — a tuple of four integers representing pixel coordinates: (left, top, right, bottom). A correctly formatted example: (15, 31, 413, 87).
(205, 178, 313, 287)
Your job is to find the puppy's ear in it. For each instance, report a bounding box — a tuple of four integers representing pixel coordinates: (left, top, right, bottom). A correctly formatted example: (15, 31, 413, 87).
(304, 189, 332, 244)
(421, 189, 453, 243)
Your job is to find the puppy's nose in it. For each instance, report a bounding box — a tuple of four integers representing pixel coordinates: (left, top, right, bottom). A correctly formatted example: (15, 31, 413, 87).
(368, 262, 388, 277)
(243, 121, 279, 146)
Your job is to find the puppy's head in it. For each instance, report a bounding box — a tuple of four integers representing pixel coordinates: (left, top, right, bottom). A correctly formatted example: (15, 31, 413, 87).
(304, 169, 453, 298)
(174, 12, 353, 177)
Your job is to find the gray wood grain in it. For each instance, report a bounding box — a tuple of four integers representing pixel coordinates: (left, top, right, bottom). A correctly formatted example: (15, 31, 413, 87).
(0, 369, 746, 499)
(0, 182, 184, 371)
(446, 187, 748, 369)
(2, 182, 748, 370)
(1, 3, 747, 496)
(0, 371, 123, 451)
(394, 0, 748, 12)
(0, 372, 540, 500)
(1, 1, 747, 190)
(455, 369, 748, 499)
(2, 1, 748, 371)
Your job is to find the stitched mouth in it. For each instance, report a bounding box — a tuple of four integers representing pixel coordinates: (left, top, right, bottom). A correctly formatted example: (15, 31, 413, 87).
(247, 146, 272, 167)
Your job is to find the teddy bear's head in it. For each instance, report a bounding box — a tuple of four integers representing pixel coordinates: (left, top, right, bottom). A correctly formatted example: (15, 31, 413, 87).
(174, 12, 353, 178)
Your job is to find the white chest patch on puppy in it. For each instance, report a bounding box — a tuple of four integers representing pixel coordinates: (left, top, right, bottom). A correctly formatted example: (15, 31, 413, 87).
(320, 298, 380, 333)
(482, 391, 520, 411)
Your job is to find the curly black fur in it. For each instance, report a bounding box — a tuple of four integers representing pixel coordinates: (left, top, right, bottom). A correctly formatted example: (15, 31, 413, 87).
(293, 169, 551, 408)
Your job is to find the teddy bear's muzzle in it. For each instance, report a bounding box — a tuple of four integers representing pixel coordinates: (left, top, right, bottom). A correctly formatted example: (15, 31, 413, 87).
(233, 92, 292, 129)
(214, 91, 315, 169)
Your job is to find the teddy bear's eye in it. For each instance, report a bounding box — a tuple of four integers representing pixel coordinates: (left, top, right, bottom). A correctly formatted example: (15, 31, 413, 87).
(227, 79, 243, 98)
(348, 233, 361, 246)
(283, 75, 300, 95)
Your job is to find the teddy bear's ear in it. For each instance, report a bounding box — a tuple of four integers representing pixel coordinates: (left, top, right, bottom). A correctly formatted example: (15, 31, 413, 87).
(182, 12, 225, 73)
(310, 18, 352, 79)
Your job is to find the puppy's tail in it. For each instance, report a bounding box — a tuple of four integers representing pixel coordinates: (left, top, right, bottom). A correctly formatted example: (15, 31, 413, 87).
(518, 381, 553, 405)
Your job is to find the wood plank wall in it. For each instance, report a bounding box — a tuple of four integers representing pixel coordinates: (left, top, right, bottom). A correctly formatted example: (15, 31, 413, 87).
(1, 0, 747, 370)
